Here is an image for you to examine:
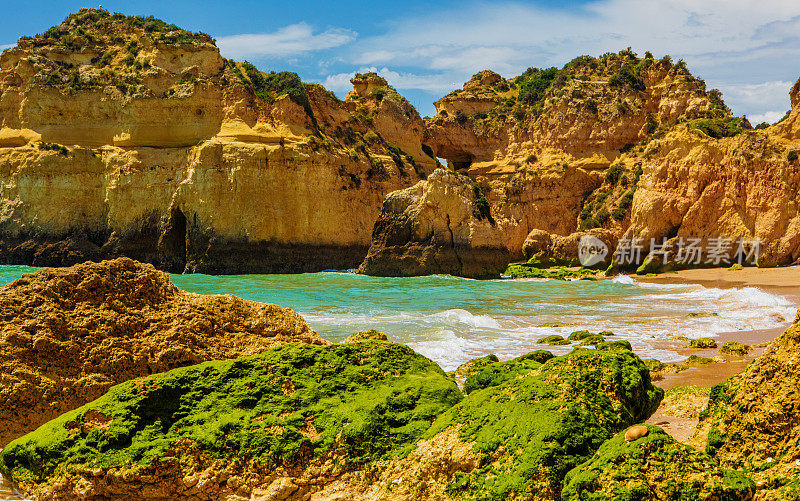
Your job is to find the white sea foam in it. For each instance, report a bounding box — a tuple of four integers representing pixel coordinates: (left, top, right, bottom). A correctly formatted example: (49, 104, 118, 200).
(302, 279, 796, 371)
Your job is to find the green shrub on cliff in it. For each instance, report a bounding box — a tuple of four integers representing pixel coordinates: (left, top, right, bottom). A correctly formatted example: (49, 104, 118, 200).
(608, 64, 646, 92)
(516, 67, 559, 106)
(229, 62, 313, 117)
(430, 348, 664, 499)
(0, 342, 462, 492)
(688, 117, 748, 139)
(562, 426, 755, 499)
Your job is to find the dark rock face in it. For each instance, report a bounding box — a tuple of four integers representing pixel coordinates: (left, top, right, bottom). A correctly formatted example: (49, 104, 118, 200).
(358, 169, 511, 279)
(0, 233, 370, 274)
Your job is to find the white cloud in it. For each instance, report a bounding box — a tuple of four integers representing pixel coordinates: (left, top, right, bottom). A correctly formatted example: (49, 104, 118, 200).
(0, 44, 13, 51)
(749, 111, 786, 124)
(217, 23, 356, 59)
(340, 0, 800, 118)
(714, 81, 793, 120)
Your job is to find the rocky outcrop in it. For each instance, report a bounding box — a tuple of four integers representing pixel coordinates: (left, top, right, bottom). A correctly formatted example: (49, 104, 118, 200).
(522, 227, 619, 266)
(0, 10, 435, 274)
(693, 309, 800, 492)
(352, 346, 663, 500)
(1, 342, 667, 501)
(358, 169, 510, 278)
(562, 426, 755, 499)
(393, 52, 800, 273)
(0, 257, 323, 446)
(624, 124, 800, 268)
(0, 341, 462, 501)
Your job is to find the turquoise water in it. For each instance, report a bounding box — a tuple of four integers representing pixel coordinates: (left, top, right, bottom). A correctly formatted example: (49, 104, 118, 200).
(0, 265, 795, 370)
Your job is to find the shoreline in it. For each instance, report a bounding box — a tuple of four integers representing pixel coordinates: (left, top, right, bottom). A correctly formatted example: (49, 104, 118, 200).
(635, 267, 799, 442)
(634, 266, 799, 388)
(634, 265, 800, 301)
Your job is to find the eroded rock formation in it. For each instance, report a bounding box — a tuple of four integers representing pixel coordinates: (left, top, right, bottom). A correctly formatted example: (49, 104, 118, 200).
(1, 11, 799, 276)
(0, 9, 436, 273)
(0, 257, 323, 446)
(364, 53, 800, 276)
(358, 169, 510, 278)
(692, 309, 800, 495)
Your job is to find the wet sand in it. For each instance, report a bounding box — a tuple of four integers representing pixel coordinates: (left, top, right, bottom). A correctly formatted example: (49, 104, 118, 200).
(0, 474, 19, 501)
(639, 267, 799, 442)
(637, 266, 800, 301)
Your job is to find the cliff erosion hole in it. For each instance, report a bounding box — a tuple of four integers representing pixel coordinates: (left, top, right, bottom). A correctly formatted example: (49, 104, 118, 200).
(447, 155, 474, 172)
(162, 207, 188, 273)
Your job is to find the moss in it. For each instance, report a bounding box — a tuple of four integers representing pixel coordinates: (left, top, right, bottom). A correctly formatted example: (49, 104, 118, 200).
(537, 335, 570, 346)
(562, 426, 754, 500)
(706, 427, 727, 455)
(567, 330, 592, 341)
(504, 263, 599, 280)
(642, 358, 665, 372)
(596, 340, 632, 351)
(462, 351, 554, 394)
(720, 342, 750, 356)
(436, 348, 663, 499)
(689, 338, 718, 349)
(579, 335, 606, 346)
(686, 355, 713, 365)
(0, 342, 461, 488)
(453, 354, 500, 381)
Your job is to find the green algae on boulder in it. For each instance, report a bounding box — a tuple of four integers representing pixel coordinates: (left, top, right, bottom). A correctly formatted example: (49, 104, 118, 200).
(690, 311, 800, 499)
(596, 339, 632, 351)
(562, 426, 755, 500)
(689, 337, 718, 349)
(720, 341, 751, 356)
(537, 334, 570, 345)
(422, 348, 663, 500)
(453, 354, 500, 380)
(0, 341, 462, 500)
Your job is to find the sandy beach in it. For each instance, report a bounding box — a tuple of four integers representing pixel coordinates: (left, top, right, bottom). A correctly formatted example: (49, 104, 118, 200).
(637, 266, 800, 300)
(638, 266, 800, 440)
(639, 266, 800, 387)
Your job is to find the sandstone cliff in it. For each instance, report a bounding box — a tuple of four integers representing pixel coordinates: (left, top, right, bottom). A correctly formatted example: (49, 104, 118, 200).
(3, 13, 799, 276)
(0, 257, 323, 447)
(358, 169, 510, 278)
(363, 52, 799, 275)
(0, 9, 436, 273)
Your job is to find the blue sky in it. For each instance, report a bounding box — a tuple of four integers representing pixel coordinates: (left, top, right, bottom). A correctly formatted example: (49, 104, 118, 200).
(2, 0, 800, 121)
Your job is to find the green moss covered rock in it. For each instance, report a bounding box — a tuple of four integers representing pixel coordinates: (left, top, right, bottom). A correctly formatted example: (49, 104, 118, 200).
(427, 348, 663, 499)
(0, 342, 462, 500)
(720, 341, 750, 356)
(537, 334, 570, 345)
(562, 426, 755, 500)
(453, 353, 500, 380)
(596, 339, 632, 351)
(690, 337, 718, 349)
